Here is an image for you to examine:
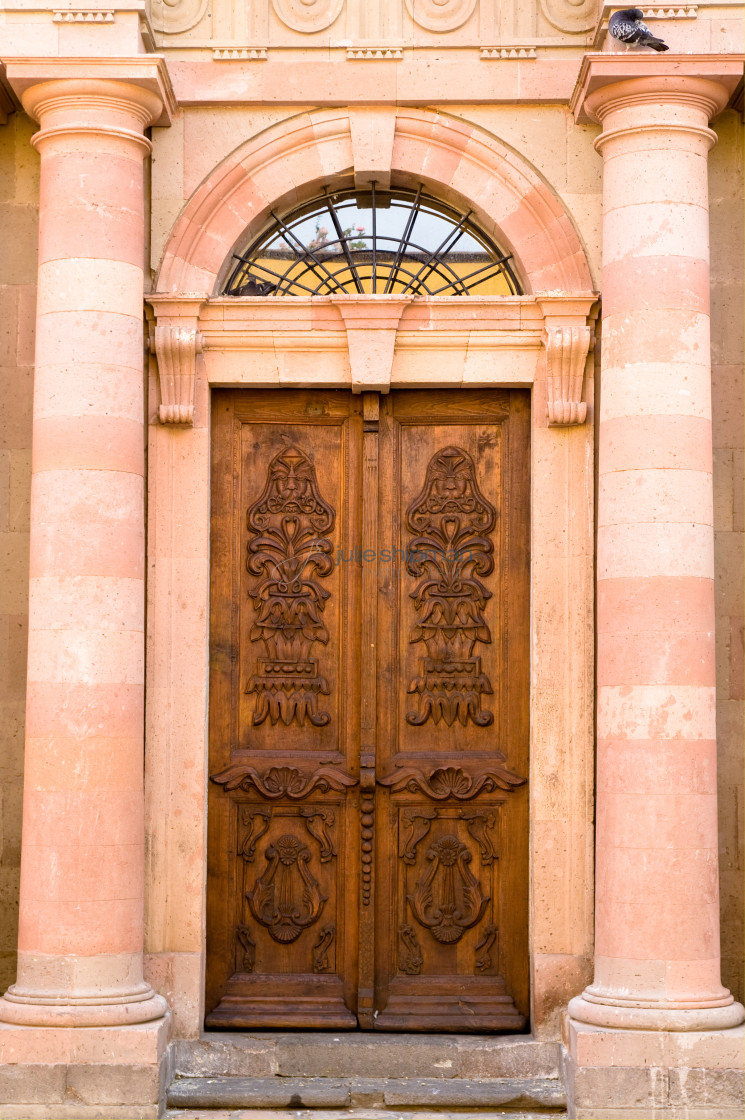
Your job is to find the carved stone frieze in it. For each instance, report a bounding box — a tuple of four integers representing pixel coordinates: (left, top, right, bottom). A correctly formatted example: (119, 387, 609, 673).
(247, 833, 326, 942)
(544, 325, 593, 427)
(53, 9, 114, 22)
(405, 446, 497, 728)
(380, 764, 526, 800)
(405, 0, 477, 32)
(408, 834, 489, 944)
(272, 0, 344, 33)
(245, 445, 336, 727)
(211, 764, 357, 798)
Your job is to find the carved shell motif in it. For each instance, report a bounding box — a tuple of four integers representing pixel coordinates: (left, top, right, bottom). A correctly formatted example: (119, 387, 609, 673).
(272, 0, 344, 33)
(405, 0, 477, 32)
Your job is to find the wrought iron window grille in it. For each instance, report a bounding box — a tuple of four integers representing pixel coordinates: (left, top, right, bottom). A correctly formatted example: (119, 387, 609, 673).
(223, 186, 521, 297)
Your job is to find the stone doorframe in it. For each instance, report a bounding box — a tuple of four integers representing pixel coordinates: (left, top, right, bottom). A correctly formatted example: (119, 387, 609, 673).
(144, 106, 598, 1040)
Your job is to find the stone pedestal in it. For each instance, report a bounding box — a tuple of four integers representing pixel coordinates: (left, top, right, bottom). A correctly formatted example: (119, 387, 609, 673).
(0, 61, 173, 1119)
(566, 53, 744, 1120)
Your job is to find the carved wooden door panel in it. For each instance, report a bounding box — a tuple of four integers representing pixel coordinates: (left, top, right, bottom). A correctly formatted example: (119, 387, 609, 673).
(374, 390, 530, 1031)
(206, 388, 529, 1031)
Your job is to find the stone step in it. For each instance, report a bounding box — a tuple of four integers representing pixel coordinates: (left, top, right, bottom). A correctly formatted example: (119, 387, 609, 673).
(166, 1076, 566, 1112)
(166, 1104, 568, 1117)
(173, 1032, 560, 1082)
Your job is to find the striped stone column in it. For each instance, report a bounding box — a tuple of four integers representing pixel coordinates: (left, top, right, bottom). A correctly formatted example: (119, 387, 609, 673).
(570, 65, 744, 1032)
(0, 73, 168, 1026)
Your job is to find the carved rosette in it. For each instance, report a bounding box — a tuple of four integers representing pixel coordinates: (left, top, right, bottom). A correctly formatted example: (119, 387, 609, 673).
(404, 0, 477, 32)
(271, 0, 344, 32)
(539, 0, 597, 33)
(405, 446, 497, 728)
(545, 325, 592, 427)
(245, 446, 336, 727)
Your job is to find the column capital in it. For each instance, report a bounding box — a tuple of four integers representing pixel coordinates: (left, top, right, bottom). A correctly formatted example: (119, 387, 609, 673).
(571, 52, 743, 126)
(4, 56, 176, 134)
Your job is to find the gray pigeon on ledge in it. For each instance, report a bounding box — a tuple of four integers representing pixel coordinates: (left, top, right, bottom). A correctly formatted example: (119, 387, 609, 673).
(608, 7, 670, 50)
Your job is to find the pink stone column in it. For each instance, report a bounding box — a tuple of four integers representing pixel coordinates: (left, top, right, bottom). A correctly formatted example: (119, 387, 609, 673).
(0, 77, 168, 1026)
(570, 66, 744, 1032)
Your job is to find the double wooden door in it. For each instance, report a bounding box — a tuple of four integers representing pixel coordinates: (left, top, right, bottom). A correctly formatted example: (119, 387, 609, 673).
(207, 388, 530, 1031)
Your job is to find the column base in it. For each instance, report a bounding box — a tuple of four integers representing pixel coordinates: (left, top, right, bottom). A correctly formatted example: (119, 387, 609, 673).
(0, 1015, 171, 1119)
(0, 988, 168, 1028)
(569, 995, 745, 1033)
(562, 1016, 745, 1119)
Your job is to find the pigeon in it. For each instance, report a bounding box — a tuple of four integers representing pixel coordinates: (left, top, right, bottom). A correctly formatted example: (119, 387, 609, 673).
(608, 8, 669, 51)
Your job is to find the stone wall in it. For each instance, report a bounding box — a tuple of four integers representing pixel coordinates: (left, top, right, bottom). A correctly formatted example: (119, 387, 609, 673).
(710, 108, 745, 1008)
(0, 110, 37, 993)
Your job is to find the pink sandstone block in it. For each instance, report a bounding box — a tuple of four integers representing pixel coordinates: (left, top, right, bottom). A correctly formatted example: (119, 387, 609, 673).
(25, 736, 144, 793)
(29, 520, 145, 581)
(19, 897, 143, 956)
(598, 521, 714, 580)
(0, 1018, 170, 1065)
(33, 363, 145, 424)
(25, 628, 144, 686)
(598, 468, 713, 529)
(597, 682, 716, 740)
(602, 254, 711, 316)
(31, 417, 144, 475)
(29, 575, 144, 633)
(20, 840, 144, 905)
(602, 201, 710, 265)
(594, 895, 720, 961)
(599, 415, 712, 473)
(36, 259, 144, 319)
(597, 630, 716, 687)
(601, 309, 710, 370)
(597, 576, 714, 634)
(599, 789, 717, 850)
(596, 739, 717, 796)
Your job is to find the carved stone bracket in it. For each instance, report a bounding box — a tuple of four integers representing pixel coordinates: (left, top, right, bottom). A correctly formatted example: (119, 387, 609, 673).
(544, 325, 592, 427)
(146, 295, 206, 426)
(537, 295, 599, 428)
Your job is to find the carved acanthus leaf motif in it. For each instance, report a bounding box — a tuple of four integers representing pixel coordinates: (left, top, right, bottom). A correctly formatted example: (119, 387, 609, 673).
(404, 0, 477, 32)
(312, 924, 335, 973)
(475, 923, 498, 973)
(211, 764, 357, 799)
(301, 807, 337, 862)
(239, 809, 271, 861)
(408, 835, 489, 944)
(399, 807, 437, 864)
(247, 833, 326, 943)
(460, 809, 498, 863)
(398, 925, 423, 975)
(272, 0, 343, 33)
(236, 924, 256, 973)
(380, 765, 526, 801)
(405, 446, 497, 728)
(246, 444, 335, 728)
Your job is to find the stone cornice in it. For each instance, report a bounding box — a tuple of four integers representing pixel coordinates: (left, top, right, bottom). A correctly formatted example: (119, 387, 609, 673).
(4, 55, 176, 125)
(571, 52, 744, 123)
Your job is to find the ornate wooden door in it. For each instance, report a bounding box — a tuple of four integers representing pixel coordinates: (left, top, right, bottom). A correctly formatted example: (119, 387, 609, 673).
(207, 388, 530, 1031)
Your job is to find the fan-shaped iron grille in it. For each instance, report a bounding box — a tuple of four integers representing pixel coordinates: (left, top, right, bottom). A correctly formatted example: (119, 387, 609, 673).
(223, 186, 521, 297)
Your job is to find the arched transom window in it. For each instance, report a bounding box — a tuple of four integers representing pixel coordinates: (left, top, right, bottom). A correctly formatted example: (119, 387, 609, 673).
(222, 186, 521, 297)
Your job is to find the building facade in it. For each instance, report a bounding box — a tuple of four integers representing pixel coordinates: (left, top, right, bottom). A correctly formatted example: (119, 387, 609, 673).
(0, 1, 743, 1115)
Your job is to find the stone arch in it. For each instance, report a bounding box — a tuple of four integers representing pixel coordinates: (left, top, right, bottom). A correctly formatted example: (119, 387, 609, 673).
(155, 106, 593, 296)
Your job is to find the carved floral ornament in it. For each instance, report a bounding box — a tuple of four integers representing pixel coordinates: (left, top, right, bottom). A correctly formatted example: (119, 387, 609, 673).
(145, 297, 205, 426)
